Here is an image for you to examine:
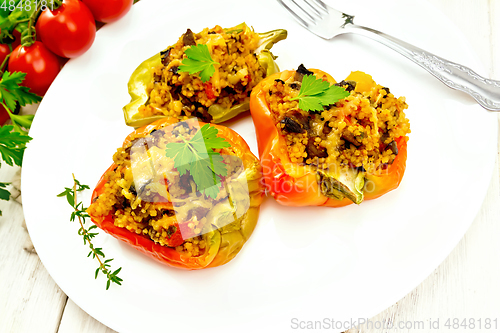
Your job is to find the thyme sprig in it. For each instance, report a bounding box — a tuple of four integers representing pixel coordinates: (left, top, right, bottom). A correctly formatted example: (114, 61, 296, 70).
(57, 174, 123, 290)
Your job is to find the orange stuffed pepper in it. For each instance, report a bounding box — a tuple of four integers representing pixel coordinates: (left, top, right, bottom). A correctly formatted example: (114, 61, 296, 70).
(249, 65, 410, 207)
(88, 117, 264, 269)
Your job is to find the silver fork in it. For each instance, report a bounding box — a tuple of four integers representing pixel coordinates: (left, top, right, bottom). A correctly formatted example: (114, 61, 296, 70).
(278, 0, 500, 112)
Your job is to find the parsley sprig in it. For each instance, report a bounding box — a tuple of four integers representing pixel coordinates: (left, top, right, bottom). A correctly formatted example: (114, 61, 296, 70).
(165, 124, 230, 199)
(0, 71, 41, 215)
(178, 44, 218, 83)
(57, 175, 123, 290)
(0, 71, 41, 111)
(0, 182, 10, 203)
(290, 74, 350, 112)
(0, 71, 41, 132)
(0, 124, 32, 167)
(0, 124, 32, 215)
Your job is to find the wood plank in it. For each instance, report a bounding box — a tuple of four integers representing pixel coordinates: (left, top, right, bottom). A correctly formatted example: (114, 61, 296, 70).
(0, 168, 67, 333)
(57, 300, 116, 333)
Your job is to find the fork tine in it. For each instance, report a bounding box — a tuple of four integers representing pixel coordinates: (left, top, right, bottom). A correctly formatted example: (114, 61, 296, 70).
(290, 0, 318, 22)
(300, 0, 323, 16)
(303, 0, 329, 14)
(277, 0, 313, 27)
(309, 0, 329, 12)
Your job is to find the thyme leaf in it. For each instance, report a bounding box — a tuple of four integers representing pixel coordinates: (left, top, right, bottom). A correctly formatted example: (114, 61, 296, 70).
(57, 175, 123, 290)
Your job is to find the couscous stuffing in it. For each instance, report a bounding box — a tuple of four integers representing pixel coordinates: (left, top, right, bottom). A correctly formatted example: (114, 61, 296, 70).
(87, 119, 263, 268)
(264, 66, 410, 201)
(138, 25, 279, 122)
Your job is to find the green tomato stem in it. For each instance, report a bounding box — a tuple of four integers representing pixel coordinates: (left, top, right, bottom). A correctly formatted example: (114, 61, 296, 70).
(0, 53, 10, 74)
(23, 1, 45, 47)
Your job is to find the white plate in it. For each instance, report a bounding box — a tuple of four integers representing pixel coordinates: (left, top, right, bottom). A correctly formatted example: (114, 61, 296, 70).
(22, 0, 497, 332)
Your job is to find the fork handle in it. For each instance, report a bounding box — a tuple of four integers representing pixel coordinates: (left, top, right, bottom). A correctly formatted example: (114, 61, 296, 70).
(348, 24, 500, 111)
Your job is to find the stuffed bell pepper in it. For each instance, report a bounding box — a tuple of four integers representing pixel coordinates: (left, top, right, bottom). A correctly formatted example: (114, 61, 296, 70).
(249, 65, 410, 207)
(87, 117, 264, 269)
(124, 23, 287, 128)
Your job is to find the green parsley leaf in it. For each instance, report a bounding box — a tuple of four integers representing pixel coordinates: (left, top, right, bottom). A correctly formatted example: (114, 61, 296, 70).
(0, 71, 41, 132)
(0, 124, 32, 167)
(9, 113, 34, 132)
(0, 71, 41, 112)
(0, 181, 9, 216)
(178, 44, 219, 83)
(290, 74, 350, 112)
(0, 182, 10, 201)
(165, 123, 230, 199)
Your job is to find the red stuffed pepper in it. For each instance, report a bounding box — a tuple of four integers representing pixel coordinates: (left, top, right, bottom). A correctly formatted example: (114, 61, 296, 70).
(87, 117, 264, 269)
(249, 66, 410, 207)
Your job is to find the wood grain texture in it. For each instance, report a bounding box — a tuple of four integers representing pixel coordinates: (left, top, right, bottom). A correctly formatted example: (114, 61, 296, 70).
(0, 169, 66, 333)
(0, 0, 497, 332)
(58, 300, 116, 333)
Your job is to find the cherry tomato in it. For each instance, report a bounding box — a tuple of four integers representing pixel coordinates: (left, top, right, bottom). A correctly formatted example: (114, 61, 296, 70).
(8, 42, 63, 96)
(0, 105, 10, 125)
(36, 0, 96, 58)
(0, 43, 10, 66)
(82, 0, 133, 23)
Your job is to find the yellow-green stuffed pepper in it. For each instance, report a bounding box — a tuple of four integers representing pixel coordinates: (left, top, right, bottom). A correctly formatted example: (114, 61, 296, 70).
(123, 23, 287, 127)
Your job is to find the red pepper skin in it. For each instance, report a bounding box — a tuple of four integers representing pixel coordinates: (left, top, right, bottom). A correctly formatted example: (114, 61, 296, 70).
(249, 69, 407, 207)
(89, 117, 264, 269)
(90, 178, 190, 269)
(204, 82, 216, 100)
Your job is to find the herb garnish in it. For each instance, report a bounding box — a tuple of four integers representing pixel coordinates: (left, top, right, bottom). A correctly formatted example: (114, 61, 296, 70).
(57, 175, 123, 290)
(0, 124, 32, 167)
(0, 71, 41, 112)
(165, 124, 230, 199)
(290, 74, 350, 112)
(0, 182, 10, 203)
(0, 124, 32, 215)
(178, 44, 218, 83)
(0, 71, 42, 215)
(0, 71, 41, 131)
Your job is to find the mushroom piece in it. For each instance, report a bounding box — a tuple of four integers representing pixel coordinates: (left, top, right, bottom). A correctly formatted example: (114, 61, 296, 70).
(294, 64, 314, 82)
(182, 29, 196, 46)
